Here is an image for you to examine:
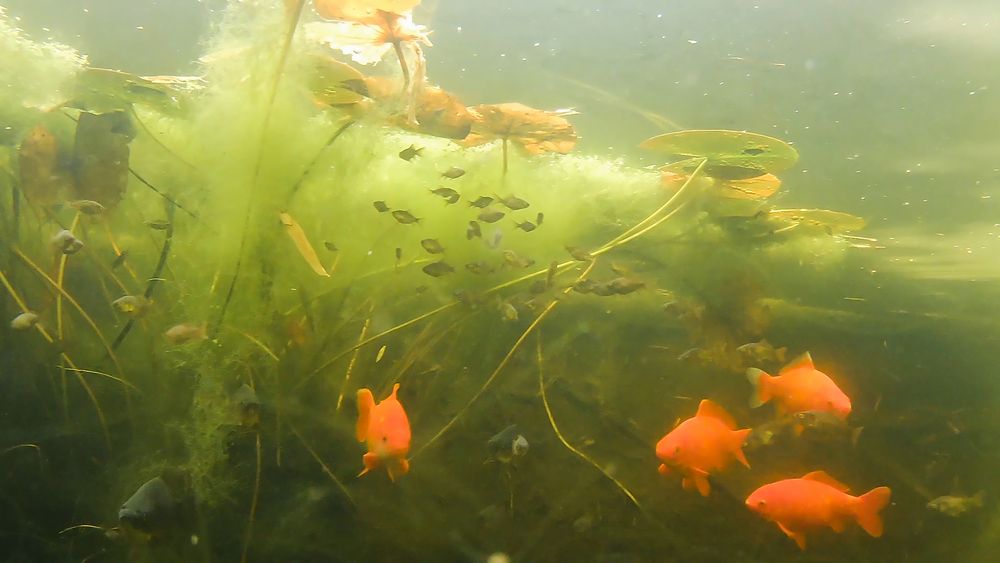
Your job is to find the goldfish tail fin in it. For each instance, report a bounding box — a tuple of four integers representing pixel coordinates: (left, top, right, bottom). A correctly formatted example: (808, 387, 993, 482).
(355, 388, 375, 442)
(731, 428, 752, 468)
(855, 486, 892, 537)
(746, 368, 772, 408)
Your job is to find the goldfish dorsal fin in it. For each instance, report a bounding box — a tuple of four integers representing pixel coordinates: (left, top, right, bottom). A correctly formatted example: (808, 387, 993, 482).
(696, 399, 737, 429)
(802, 470, 850, 492)
(780, 352, 815, 374)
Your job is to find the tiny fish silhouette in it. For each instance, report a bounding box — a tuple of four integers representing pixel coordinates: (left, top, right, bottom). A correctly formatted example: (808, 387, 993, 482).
(373, 201, 390, 213)
(441, 167, 465, 179)
(391, 210, 421, 224)
(420, 238, 445, 254)
(466, 221, 482, 239)
(478, 208, 505, 223)
(422, 261, 455, 277)
(468, 196, 494, 208)
(398, 145, 423, 161)
(494, 194, 530, 210)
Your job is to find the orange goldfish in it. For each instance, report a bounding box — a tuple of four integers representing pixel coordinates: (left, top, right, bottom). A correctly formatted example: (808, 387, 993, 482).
(745, 471, 891, 550)
(746, 352, 852, 420)
(356, 383, 411, 481)
(655, 399, 751, 496)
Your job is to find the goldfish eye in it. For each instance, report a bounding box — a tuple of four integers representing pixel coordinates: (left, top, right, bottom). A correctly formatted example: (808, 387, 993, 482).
(757, 500, 767, 508)
(382, 436, 388, 443)
(673, 446, 681, 455)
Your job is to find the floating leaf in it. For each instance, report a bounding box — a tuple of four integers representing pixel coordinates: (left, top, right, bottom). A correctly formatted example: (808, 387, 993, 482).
(65, 67, 187, 116)
(767, 208, 866, 234)
(279, 212, 331, 277)
(18, 125, 67, 206)
(73, 112, 130, 209)
(719, 174, 782, 201)
(641, 130, 798, 180)
(463, 103, 577, 155)
(314, 0, 421, 22)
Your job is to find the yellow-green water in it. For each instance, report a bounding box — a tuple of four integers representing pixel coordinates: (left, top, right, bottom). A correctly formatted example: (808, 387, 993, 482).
(0, 1, 998, 562)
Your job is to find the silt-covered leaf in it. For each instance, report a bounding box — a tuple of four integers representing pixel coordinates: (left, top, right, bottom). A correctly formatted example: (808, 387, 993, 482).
(641, 130, 798, 180)
(72, 112, 131, 209)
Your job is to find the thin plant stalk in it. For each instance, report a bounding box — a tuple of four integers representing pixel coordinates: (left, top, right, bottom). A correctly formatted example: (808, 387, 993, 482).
(337, 315, 371, 412)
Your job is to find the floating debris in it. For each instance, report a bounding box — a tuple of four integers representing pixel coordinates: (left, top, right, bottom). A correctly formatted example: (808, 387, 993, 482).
(323, 241, 338, 251)
(164, 322, 208, 345)
(280, 211, 330, 277)
(420, 238, 445, 254)
(398, 144, 423, 161)
(494, 194, 530, 210)
(468, 196, 494, 208)
(466, 220, 482, 240)
(422, 261, 455, 277)
(391, 210, 421, 224)
(51, 230, 84, 254)
(441, 166, 465, 179)
(536, 212, 544, 225)
(487, 424, 530, 464)
(373, 200, 390, 213)
(478, 208, 505, 223)
(10, 312, 39, 330)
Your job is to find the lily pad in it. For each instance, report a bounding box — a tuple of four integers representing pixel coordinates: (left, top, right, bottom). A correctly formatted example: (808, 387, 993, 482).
(767, 208, 866, 234)
(65, 67, 187, 116)
(641, 130, 798, 180)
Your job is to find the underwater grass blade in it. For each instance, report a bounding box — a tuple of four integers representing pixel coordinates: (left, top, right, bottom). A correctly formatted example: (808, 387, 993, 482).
(111, 200, 175, 350)
(241, 431, 262, 563)
(128, 104, 200, 174)
(288, 119, 355, 200)
(55, 212, 82, 340)
(214, 0, 308, 333)
(337, 315, 370, 412)
(12, 247, 127, 382)
(536, 333, 640, 509)
(129, 167, 197, 219)
(288, 422, 355, 508)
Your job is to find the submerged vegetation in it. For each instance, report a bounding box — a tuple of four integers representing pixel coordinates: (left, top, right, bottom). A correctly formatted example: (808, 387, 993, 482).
(0, 1, 997, 562)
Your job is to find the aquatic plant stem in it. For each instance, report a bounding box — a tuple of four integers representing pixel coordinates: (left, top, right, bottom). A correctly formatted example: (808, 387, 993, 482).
(240, 431, 262, 563)
(0, 269, 112, 451)
(536, 333, 640, 509)
(12, 248, 127, 382)
(214, 0, 307, 335)
(392, 40, 412, 95)
(502, 137, 509, 177)
(412, 261, 597, 459)
(337, 315, 371, 412)
(288, 422, 355, 507)
(55, 212, 81, 341)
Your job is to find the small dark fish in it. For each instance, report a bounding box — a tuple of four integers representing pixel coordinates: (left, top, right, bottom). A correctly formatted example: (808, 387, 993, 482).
(529, 279, 548, 294)
(494, 194, 530, 210)
(68, 200, 106, 215)
(391, 210, 421, 224)
(737, 339, 787, 365)
(466, 220, 482, 240)
(113, 295, 150, 316)
(441, 167, 466, 179)
(147, 220, 171, 230)
(51, 230, 83, 254)
(420, 238, 445, 254)
(398, 144, 423, 161)
(565, 245, 592, 261)
(415, 285, 429, 294)
(606, 277, 645, 295)
(499, 301, 519, 322)
(395, 247, 403, 262)
(323, 241, 338, 251)
(478, 208, 505, 223)
(468, 196, 494, 208)
(111, 250, 128, 270)
(429, 187, 461, 204)
(454, 289, 485, 307)
(373, 201, 390, 213)
(422, 261, 455, 277)
(536, 212, 544, 225)
(487, 424, 530, 464)
(502, 250, 534, 268)
(572, 279, 597, 294)
(465, 261, 494, 275)
(118, 477, 178, 536)
(546, 260, 559, 288)
(927, 492, 985, 517)
(164, 322, 208, 345)
(514, 221, 536, 232)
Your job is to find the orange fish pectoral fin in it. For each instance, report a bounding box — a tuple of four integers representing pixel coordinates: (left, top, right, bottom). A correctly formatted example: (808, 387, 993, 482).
(829, 516, 848, 533)
(777, 522, 807, 550)
(358, 452, 381, 478)
(386, 458, 410, 482)
(854, 486, 892, 538)
(355, 388, 375, 442)
(657, 463, 671, 477)
(731, 428, 752, 468)
(696, 399, 738, 429)
(801, 470, 850, 492)
(746, 368, 772, 408)
(690, 468, 711, 497)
